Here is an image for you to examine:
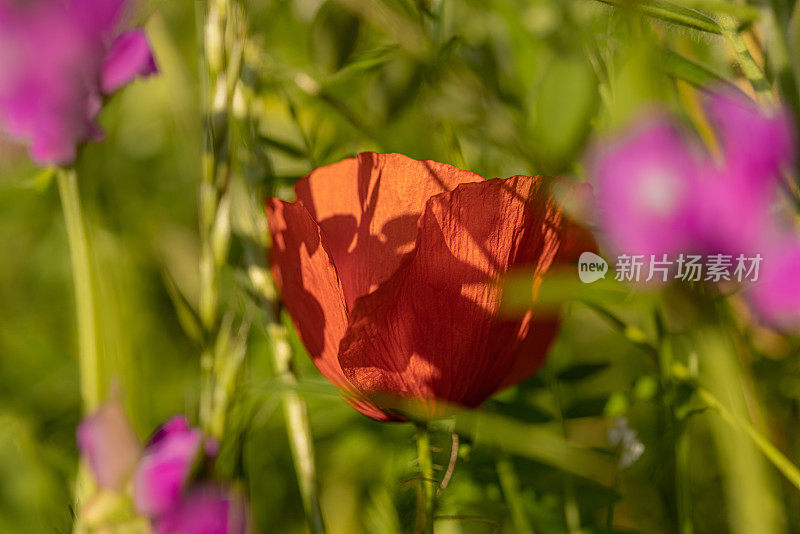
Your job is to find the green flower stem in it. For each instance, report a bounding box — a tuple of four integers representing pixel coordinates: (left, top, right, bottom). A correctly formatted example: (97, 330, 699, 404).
(675, 423, 693, 534)
(58, 168, 102, 534)
(657, 325, 693, 534)
(57, 168, 100, 413)
(415, 426, 435, 534)
(269, 324, 326, 534)
(497, 456, 535, 534)
(693, 380, 800, 491)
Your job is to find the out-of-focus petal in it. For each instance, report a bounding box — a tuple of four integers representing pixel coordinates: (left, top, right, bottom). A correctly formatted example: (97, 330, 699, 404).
(0, 0, 155, 166)
(134, 415, 202, 519)
(338, 176, 575, 417)
(70, 0, 126, 36)
(749, 235, 800, 331)
(76, 396, 141, 491)
(101, 29, 158, 94)
(293, 152, 483, 309)
(154, 485, 249, 534)
(705, 90, 796, 188)
(592, 118, 699, 257)
(694, 163, 775, 255)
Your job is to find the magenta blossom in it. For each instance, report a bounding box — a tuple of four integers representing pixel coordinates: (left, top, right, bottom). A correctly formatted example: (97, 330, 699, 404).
(706, 90, 795, 186)
(0, 0, 157, 165)
(592, 117, 700, 257)
(154, 485, 250, 534)
(749, 233, 800, 331)
(134, 415, 204, 518)
(78, 406, 248, 532)
(592, 92, 793, 258)
(591, 90, 800, 328)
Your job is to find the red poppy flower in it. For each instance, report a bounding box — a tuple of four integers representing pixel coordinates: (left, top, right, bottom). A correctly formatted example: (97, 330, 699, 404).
(266, 153, 593, 421)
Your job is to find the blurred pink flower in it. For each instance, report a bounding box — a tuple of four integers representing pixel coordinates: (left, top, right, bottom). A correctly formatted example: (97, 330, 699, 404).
(749, 234, 800, 331)
(706, 90, 795, 187)
(134, 415, 203, 518)
(593, 92, 794, 258)
(695, 92, 795, 255)
(76, 395, 142, 491)
(591, 90, 800, 328)
(592, 118, 699, 257)
(154, 485, 250, 534)
(0, 0, 157, 166)
(78, 407, 248, 532)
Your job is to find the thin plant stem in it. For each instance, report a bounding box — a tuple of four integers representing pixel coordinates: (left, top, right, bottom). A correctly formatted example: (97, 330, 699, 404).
(57, 168, 100, 413)
(58, 168, 103, 534)
(496, 456, 535, 534)
(547, 375, 581, 534)
(694, 383, 800, 491)
(675, 422, 693, 534)
(717, 13, 774, 105)
(415, 426, 435, 534)
(269, 324, 326, 534)
(657, 316, 694, 534)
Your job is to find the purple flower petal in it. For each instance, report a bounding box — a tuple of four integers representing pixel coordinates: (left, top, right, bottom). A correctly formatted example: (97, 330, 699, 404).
(154, 485, 250, 534)
(0, 0, 156, 166)
(748, 234, 800, 331)
(592, 117, 699, 257)
(101, 29, 158, 94)
(76, 397, 141, 491)
(706, 90, 796, 189)
(134, 415, 203, 519)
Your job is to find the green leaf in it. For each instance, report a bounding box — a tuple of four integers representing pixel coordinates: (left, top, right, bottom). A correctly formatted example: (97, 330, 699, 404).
(311, 1, 362, 73)
(161, 270, 203, 344)
(530, 55, 598, 171)
(334, 45, 400, 79)
(557, 362, 611, 382)
(20, 167, 56, 192)
(257, 135, 308, 160)
(659, 48, 743, 93)
(564, 395, 611, 419)
(596, 0, 721, 34)
(450, 410, 616, 485)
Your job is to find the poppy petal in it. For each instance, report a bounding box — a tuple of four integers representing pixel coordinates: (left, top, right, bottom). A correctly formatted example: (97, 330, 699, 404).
(293, 152, 483, 309)
(338, 176, 574, 417)
(499, 185, 596, 389)
(266, 198, 350, 387)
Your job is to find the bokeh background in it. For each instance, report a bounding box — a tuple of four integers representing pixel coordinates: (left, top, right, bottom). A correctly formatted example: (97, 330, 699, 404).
(2, 0, 800, 532)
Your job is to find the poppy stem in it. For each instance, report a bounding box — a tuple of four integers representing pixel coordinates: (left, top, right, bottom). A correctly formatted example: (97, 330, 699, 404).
(415, 425, 435, 534)
(57, 168, 100, 413)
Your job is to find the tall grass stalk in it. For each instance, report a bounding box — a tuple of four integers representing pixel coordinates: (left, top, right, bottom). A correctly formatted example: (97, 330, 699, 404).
(197, 0, 243, 438)
(694, 329, 784, 534)
(269, 324, 326, 534)
(57, 168, 101, 413)
(57, 168, 101, 534)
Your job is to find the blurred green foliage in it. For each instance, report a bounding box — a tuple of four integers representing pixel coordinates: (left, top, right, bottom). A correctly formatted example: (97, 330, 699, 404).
(1, 0, 800, 533)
